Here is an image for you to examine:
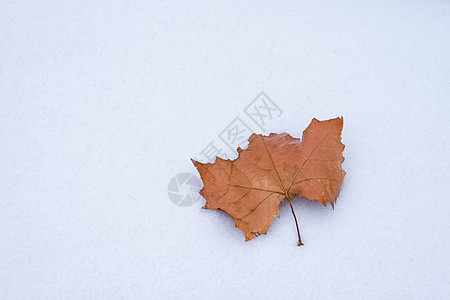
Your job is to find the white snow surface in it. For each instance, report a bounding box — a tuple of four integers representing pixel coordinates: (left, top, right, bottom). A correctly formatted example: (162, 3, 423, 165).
(1, 1, 450, 299)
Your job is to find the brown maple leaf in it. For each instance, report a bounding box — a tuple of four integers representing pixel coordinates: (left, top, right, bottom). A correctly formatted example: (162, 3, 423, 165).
(192, 117, 346, 246)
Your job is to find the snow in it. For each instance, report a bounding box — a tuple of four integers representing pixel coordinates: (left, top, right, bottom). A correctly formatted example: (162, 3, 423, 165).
(1, 0, 450, 299)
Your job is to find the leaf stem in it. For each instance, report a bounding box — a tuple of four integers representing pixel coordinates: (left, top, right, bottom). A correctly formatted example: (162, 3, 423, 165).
(286, 195, 303, 246)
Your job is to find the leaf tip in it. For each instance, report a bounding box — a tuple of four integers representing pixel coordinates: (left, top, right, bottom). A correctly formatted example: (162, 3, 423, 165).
(191, 158, 205, 168)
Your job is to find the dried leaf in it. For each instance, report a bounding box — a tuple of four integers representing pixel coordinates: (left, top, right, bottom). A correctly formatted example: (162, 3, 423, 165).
(192, 117, 346, 246)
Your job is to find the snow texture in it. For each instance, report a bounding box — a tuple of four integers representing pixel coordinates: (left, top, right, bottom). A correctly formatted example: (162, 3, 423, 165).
(1, 1, 449, 299)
